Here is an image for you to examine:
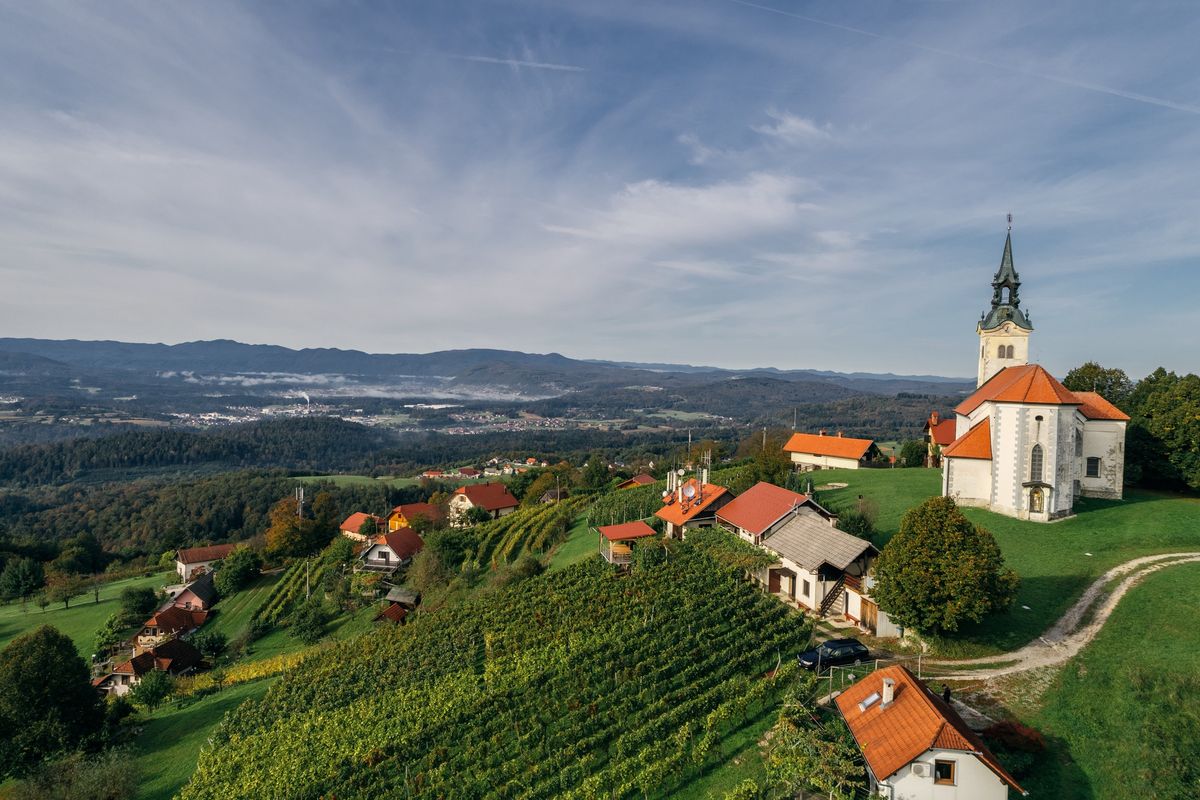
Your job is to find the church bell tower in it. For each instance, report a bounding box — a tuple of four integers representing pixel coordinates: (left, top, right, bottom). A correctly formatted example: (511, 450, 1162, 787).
(977, 217, 1033, 387)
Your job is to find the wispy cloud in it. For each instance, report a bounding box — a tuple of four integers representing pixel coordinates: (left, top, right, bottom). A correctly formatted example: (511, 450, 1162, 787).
(448, 53, 587, 72)
(753, 109, 831, 142)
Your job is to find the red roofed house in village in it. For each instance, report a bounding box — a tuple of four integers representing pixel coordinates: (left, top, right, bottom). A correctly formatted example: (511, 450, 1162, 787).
(616, 474, 657, 490)
(716, 481, 808, 545)
(358, 528, 425, 574)
(387, 502, 444, 532)
(923, 412, 958, 468)
(596, 520, 657, 566)
(340, 512, 386, 542)
(655, 472, 733, 539)
(172, 571, 217, 612)
(943, 229, 1128, 522)
(449, 482, 519, 526)
(94, 638, 204, 696)
(174, 543, 237, 581)
(135, 605, 209, 651)
(835, 665, 1026, 798)
(458, 467, 481, 478)
(783, 431, 881, 471)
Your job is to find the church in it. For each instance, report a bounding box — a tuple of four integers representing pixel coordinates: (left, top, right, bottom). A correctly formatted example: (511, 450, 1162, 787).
(941, 228, 1128, 522)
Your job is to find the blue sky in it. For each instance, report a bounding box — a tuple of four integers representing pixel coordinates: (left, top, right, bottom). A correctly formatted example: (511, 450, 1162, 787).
(1, 1, 1197, 378)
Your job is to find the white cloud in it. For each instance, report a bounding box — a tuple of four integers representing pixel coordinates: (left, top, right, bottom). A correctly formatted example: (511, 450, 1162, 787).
(752, 109, 832, 143)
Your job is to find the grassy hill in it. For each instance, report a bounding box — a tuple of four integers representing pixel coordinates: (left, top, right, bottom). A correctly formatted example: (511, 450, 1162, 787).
(178, 543, 807, 799)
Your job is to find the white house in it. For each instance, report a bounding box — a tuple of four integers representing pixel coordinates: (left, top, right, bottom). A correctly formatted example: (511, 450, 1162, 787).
(943, 229, 1128, 522)
(655, 473, 733, 539)
(448, 482, 519, 526)
(783, 431, 880, 471)
(93, 638, 203, 696)
(174, 543, 237, 581)
(836, 665, 1027, 798)
(750, 500, 902, 639)
(357, 529, 425, 575)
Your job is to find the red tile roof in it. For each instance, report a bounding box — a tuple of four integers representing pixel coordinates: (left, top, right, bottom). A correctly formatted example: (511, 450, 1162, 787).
(375, 603, 408, 624)
(175, 544, 237, 565)
(459, 467, 481, 476)
(783, 432, 875, 460)
(956, 364, 1079, 415)
(928, 418, 958, 447)
(114, 638, 203, 677)
(655, 479, 730, 527)
(597, 520, 658, 542)
(141, 605, 208, 636)
(454, 482, 519, 511)
(1072, 391, 1130, 421)
(375, 528, 424, 561)
(617, 474, 657, 489)
(340, 512, 384, 533)
(389, 503, 443, 524)
(716, 482, 808, 536)
(835, 665, 1025, 794)
(942, 418, 992, 460)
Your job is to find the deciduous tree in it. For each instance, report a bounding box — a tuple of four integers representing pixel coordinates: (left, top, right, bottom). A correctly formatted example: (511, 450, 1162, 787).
(130, 669, 173, 711)
(213, 546, 261, 596)
(0, 558, 45, 603)
(1063, 361, 1134, 407)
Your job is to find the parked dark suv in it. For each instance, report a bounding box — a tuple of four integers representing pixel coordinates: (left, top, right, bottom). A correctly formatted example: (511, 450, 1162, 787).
(797, 638, 870, 671)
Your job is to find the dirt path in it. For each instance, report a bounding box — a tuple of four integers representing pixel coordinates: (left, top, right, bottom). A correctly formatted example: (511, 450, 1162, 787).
(930, 552, 1200, 679)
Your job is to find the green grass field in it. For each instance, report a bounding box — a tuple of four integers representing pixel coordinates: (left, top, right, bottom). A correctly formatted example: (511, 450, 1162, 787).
(806, 468, 1200, 655)
(547, 514, 598, 571)
(0, 572, 169, 657)
(204, 570, 282, 642)
(1025, 562, 1200, 799)
(133, 678, 277, 800)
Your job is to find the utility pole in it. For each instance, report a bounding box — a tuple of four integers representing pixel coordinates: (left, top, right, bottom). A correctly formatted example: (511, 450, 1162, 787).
(305, 559, 311, 599)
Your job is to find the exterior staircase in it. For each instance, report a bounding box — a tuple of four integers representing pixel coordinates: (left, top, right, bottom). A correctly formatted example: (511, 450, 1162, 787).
(818, 575, 846, 618)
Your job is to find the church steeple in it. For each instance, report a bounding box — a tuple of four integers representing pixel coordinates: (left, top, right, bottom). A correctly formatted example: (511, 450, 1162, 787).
(980, 220, 1033, 332)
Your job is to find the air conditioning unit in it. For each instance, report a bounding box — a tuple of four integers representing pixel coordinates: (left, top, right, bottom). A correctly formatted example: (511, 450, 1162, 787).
(911, 763, 931, 778)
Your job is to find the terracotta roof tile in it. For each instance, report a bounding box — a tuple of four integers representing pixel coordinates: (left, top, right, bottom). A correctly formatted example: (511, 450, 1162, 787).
(835, 665, 1025, 794)
(175, 544, 237, 565)
(655, 479, 730, 527)
(375, 528, 424, 561)
(716, 482, 808, 536)
(389, 503, 444, 524)
(942, 418, 993, 460)
(929, 418, 958, 447)
(454, 482, 519, 511)
(141, 605, 208, 635)
(1072, 391, 1130, 421)
(597, 520, 658, 542)
(956, 364, 1079, 415)
(617, 474, 657, 489)
(340, 512, 384, 533)
(783, 432, 875, 460)
(375, 603, 408, 623)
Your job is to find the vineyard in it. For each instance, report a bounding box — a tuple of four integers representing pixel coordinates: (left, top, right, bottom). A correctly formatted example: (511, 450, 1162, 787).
(252, 549, 338, 625)
(466, 497, 592, 569)
(180, 540, 809, 799)
(586, 465, 756, 528)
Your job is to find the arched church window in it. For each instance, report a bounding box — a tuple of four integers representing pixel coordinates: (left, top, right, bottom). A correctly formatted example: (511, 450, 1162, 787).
(1030, 444, 1044, 483)
(1005, 345, 1015, 359)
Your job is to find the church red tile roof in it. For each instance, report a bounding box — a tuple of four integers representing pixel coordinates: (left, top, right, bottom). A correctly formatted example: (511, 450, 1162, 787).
(942, 419, 992, 460)
(783, 432, 875, 460)
(836, 665, 1025, 794)
(454, 482, 519, 511)
(716, 482, 808, 536)
(1072, 391, 1130, 421)
(597, 520, 657, 542)
(956, 364, 1079, 415)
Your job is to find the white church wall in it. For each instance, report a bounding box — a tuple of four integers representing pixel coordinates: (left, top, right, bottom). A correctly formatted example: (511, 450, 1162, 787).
(1080, 420, 1126, 499)
(945, 457, 992, 506)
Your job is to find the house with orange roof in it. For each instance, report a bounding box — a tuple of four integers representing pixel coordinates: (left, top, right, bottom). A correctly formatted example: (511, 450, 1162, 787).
(655, 473, 733, 539)
(835, 664, 1026, 798)
(616, 473, 657, 490)
(387, 502, 444, 532)
(135, 604, 209, 651)
(944, 228, 1128, 521)
(340, 512, 386, 542)
(174, 543, 238, 581)
(94, 638, 204, 696)
(357, 528, 424, 574)
(596, 520, 657, 566)
(448, 482, 519, 526)
(783, 431, 881, 471)
(922, 411, 958, 468)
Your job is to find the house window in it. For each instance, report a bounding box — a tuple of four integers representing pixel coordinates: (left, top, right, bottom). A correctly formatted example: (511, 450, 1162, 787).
(934, 760, 956, 785)
(802, 580, 811, 597)
(1086, 457, 1101, 478)
(1030, 444, 1044, 482)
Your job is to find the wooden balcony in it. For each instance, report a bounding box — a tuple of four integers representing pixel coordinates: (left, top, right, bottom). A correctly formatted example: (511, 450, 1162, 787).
(843, 574, 863, 593)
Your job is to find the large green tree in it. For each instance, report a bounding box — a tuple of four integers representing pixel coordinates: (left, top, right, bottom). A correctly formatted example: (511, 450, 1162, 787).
(1126, 368, 1200, 491)
(0, 626, 104, 777)
(0, 558, 45, 602)
(213, 546, 262, 596)
(119, 586, 158, 622)
(873, 496, 1019, 634)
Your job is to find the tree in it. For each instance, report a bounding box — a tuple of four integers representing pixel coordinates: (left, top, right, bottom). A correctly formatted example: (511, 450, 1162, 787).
(1125, 368, 1200, 490)
(899, 439, 926, 468)
(872, 496, 1019, 634)
(740, 429, 792, 486)
(764, 676, 866, 800)
(119, 586, 158, 622)
(94, 613, 127, 655)
(1063, 361, 1134, 408)
(213, 546, 261, 596)
(289, 601, 331, 645)
(407, 548, 451, 596)
(130, 669, 173, 712)
(45, 573, 88, 610)
(157, 550, 176, 570)
(190, 629, 228, 660)
(0, 558, 45, 603)
(0, 626, 105, 777)
(463, 505, 492, 526)
(582, 452, 609, 489)
(9, 749, 139, 800)
(356, 516, 379, 537)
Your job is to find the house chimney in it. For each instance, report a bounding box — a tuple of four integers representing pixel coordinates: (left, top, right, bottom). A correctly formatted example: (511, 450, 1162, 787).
(931, 411, 939, 425)
(881, 677, 895, 709)
(837, 430, 844, 438)
(819, 429, 826, 436)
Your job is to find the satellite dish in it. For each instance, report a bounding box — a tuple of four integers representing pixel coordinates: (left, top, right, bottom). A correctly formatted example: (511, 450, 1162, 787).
(662, 491, 670, 499)
(676, 468, 686, 477)
(683, 484, 696, 499)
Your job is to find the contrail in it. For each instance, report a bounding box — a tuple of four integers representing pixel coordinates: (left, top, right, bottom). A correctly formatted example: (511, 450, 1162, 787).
(449, 54, 587, 73)
(729, 0, 1200, 115)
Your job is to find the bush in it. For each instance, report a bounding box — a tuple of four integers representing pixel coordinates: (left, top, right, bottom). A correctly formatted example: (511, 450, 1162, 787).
(119, 586, 158, 622)
(8, 749, 139, 800)
(289, 601, 332, 645)
(213, 546, 262, 597)
(129, 669, 174, 711)
(190, 629, 228, 660)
